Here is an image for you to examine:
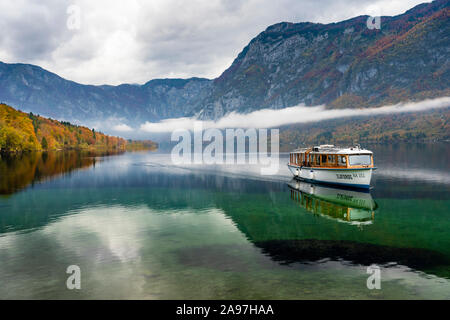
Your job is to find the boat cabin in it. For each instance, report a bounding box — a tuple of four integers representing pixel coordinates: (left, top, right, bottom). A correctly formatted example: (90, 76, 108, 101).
(289, 144, 374, 169)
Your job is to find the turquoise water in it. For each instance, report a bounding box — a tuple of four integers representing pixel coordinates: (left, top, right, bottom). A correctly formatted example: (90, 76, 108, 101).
(0, 143, 449, 299)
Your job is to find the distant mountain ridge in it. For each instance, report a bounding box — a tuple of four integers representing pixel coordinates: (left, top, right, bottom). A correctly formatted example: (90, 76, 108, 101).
(0, 61, 212, 125)
(0, 0, 448, 128)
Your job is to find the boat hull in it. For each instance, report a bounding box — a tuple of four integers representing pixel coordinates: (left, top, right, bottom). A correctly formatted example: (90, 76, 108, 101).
(287, 164, 373, 189)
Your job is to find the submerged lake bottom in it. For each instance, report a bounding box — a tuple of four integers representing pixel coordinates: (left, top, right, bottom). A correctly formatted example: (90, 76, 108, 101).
(0, 143, 449, 299)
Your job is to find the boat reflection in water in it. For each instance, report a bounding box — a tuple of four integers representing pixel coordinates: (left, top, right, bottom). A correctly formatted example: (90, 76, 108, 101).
(288, 179, 377, 226)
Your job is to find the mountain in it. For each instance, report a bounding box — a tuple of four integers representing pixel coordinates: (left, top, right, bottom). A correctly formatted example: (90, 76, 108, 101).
(197, 0, 449, 118)
(0, 62, 211, 125)
(0, 0, 448, 127)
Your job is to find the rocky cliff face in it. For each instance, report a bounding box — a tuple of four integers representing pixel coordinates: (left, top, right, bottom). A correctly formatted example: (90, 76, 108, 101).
(197, 0, 449, 119)
(0, 0, 448, 125)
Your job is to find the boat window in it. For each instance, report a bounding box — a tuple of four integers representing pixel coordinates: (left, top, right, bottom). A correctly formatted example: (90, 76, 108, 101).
(349, 155, 371, 166)
(321, 155, 327, 164)
(328, 155, 336, 165)
(315, 155, 320, 165)
(338, 155, 346, 166)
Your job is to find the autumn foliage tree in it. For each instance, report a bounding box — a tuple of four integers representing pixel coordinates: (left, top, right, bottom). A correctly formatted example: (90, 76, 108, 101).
(1, 103, 129, 153)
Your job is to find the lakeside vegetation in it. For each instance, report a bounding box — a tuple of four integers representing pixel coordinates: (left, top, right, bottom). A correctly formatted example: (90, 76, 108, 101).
(0, 103, 157, 153)
(279, 109, 449, 151)
(126, 139, 159, 152)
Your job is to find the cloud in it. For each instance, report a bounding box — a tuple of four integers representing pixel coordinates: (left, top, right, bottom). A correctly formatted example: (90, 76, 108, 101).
(112, 123, 134, 132)
(140, 96, 450, 132)
(0, 0, 428, 85)
(0, 1, 70, 61)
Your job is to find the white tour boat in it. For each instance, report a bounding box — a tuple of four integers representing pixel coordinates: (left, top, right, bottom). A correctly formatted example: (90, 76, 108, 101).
(287, 144, 376, 189)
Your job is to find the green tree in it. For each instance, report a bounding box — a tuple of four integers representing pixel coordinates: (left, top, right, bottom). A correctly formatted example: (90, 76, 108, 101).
(41, 137, 48, 150)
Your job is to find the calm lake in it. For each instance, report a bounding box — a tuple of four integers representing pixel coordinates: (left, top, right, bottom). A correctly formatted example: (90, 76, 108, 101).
(0, 143, 449, 299)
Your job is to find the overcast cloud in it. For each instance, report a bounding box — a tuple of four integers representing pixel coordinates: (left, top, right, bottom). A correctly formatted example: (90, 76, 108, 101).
(0, 0, 429, 85)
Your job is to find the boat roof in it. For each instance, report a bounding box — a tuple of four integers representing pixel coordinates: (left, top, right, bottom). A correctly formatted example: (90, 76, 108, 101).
(291, 144, 373, 155)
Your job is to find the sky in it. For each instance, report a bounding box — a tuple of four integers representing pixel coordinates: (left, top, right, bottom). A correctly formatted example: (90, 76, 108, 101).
(0, 0, 430, 85)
